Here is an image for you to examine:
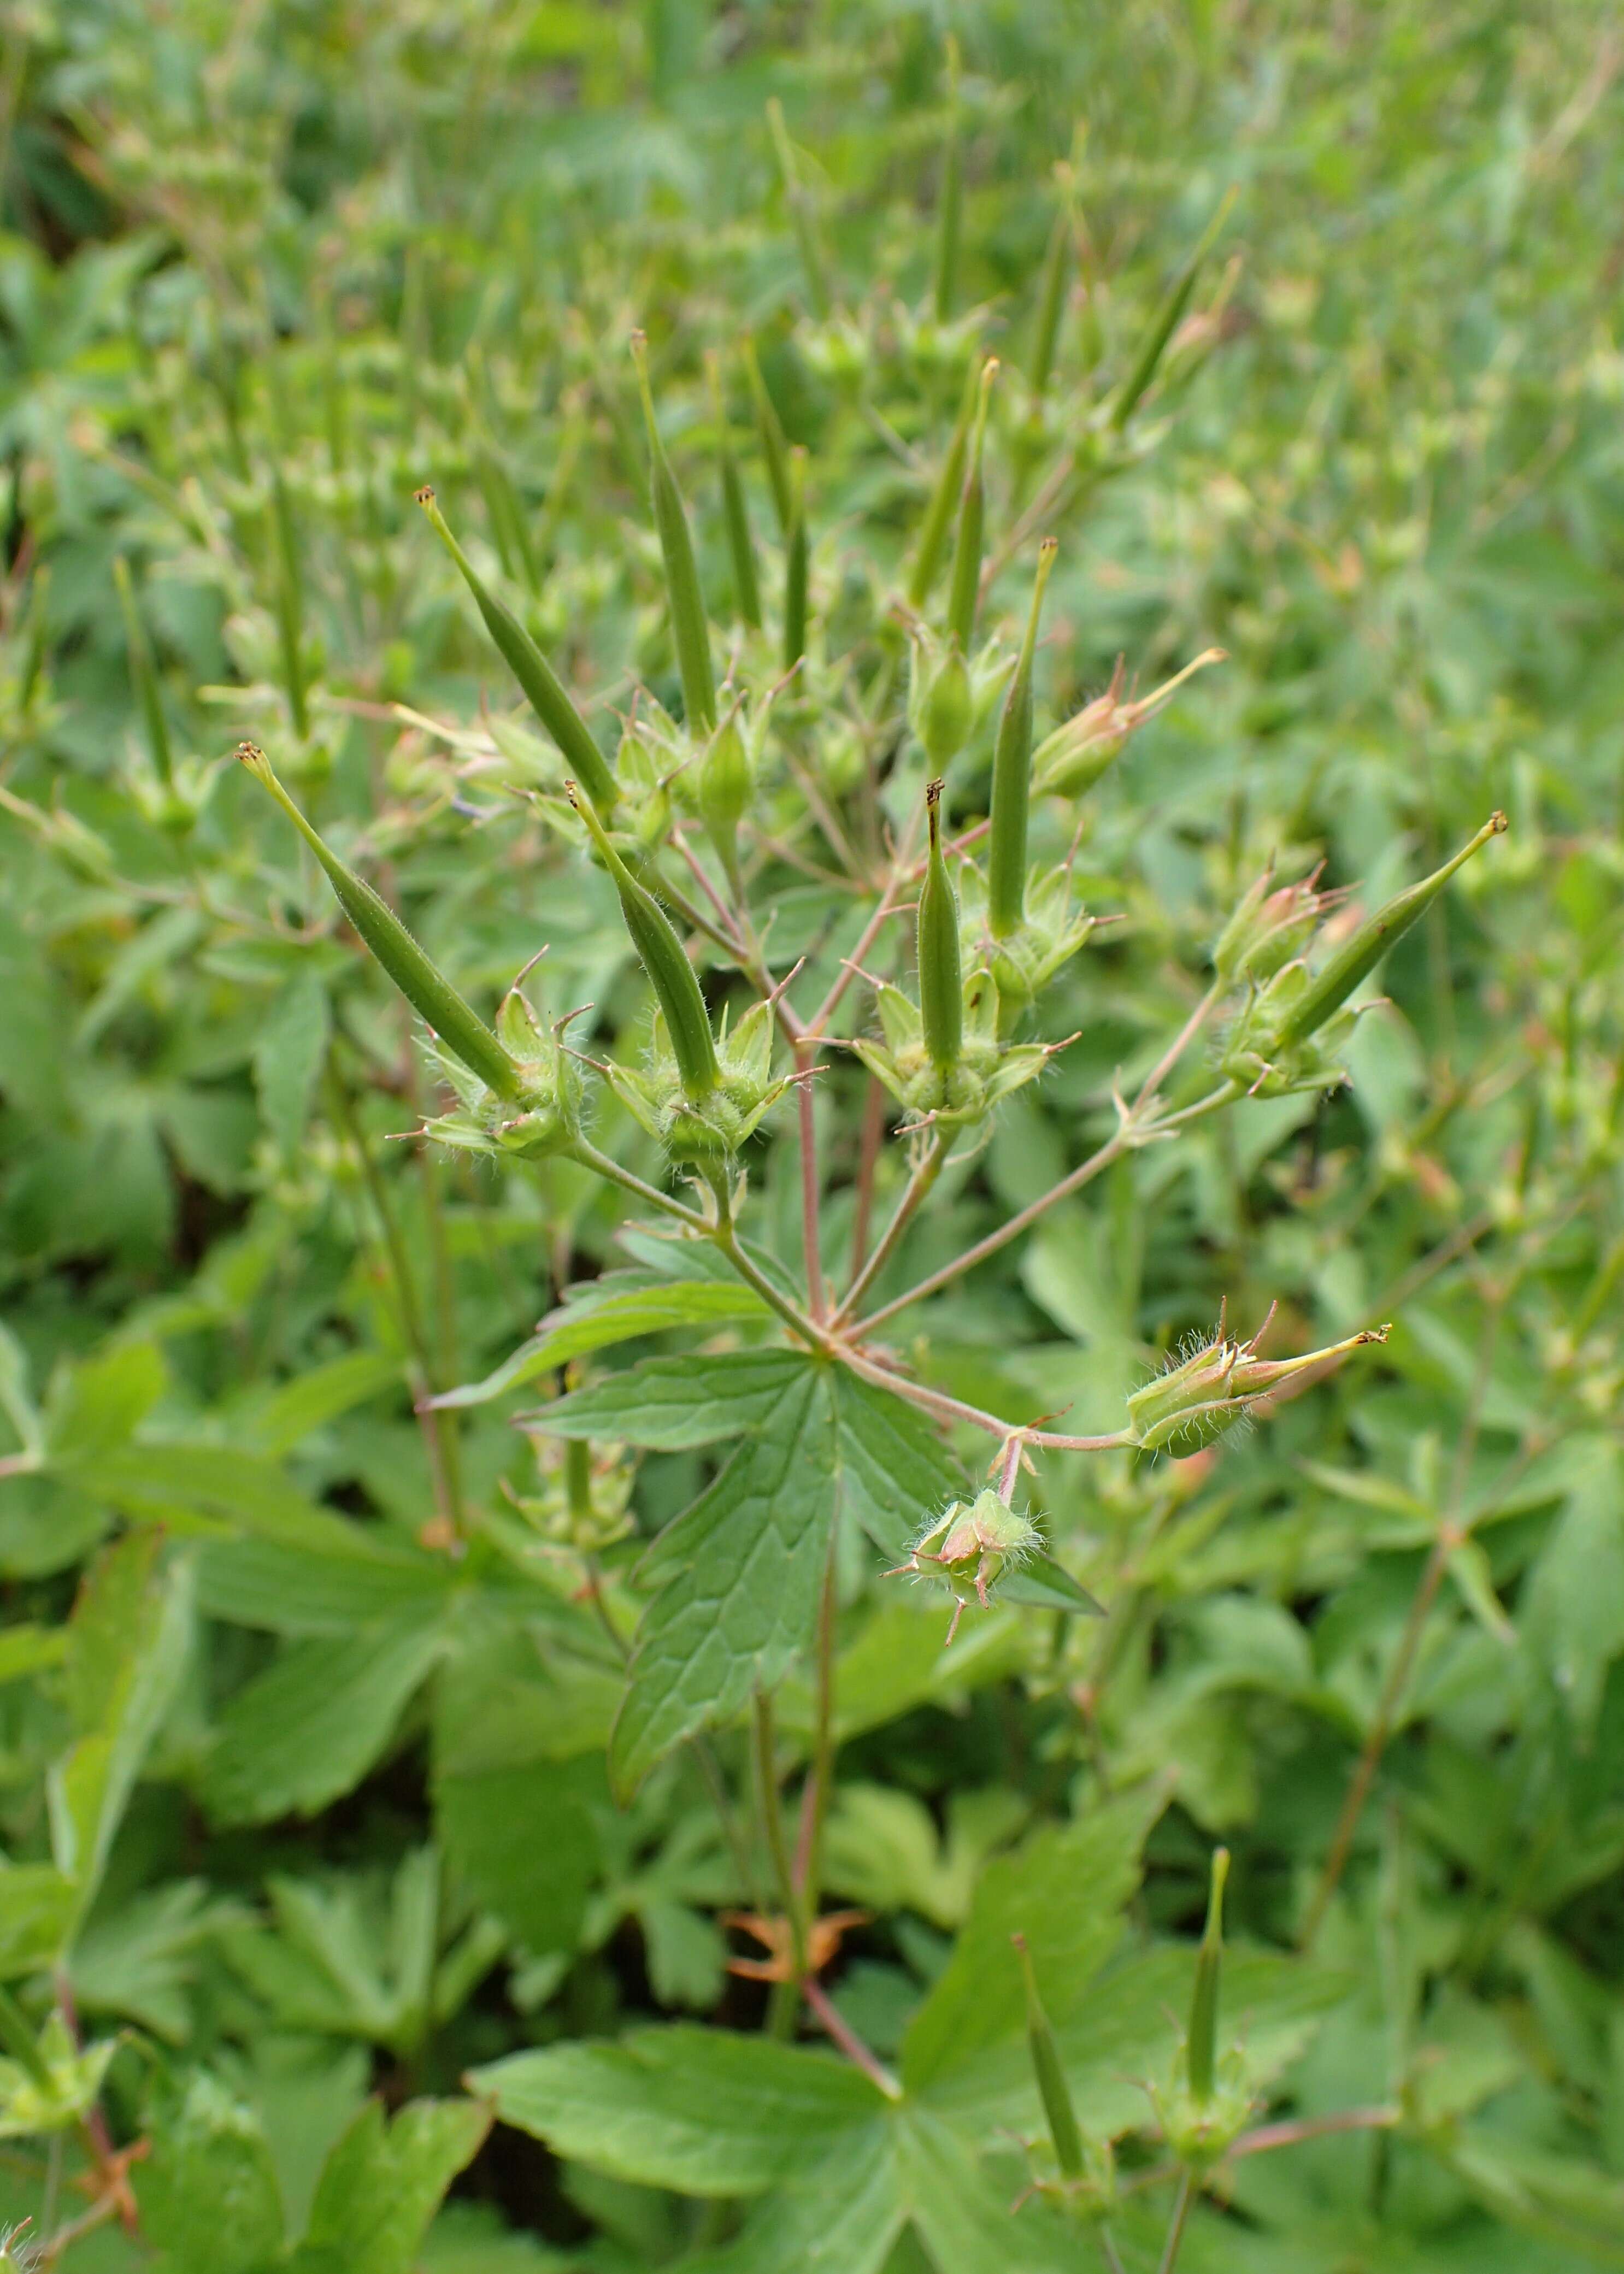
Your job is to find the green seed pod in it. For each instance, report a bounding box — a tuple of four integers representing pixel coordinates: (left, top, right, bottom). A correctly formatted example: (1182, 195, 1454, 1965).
(1186, 1847, 1229, 2106)
(767, 97, 831, 320)
(743, 337, 794, 535)
(782, 446, 809, 674)
(987, 538, 1057, 939)
(19, 563, 50, 712)
(566, 779, 720, 1100)
(416, 487, 617, 815)
(1275, 812, 1507, 1050)
(908, 631, 973, 769)
(945, 358, 996, 653)
(1028, 183, 1073, 401)
(474, 433, 538, 594)
(237, 743, 520, 1100)
(632, 331, 716, 735)
(1013, 1934, 1084, 2179)
(270, 470, 309, 740)
(708, 355, 761, 630)
(1109, 187, 1236, 435)
(918, 778, 963, 1071)
(908, 354, 980, 611)
(113, 556, 174, 788)
(698, 706, 752, 897)
(932, 39, 963, 325)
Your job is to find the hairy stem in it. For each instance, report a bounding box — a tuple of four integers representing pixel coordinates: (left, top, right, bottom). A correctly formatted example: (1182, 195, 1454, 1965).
(1156, 2170, 1196, 2274)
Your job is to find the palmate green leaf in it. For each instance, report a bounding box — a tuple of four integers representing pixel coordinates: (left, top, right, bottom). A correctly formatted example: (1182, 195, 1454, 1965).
(44, 1338, 167, 1461)
(68, 1440, 405, 1555)
(1523, 1436, 1624, 1734)
(133, 2071, 286, 2274)
(240, 1348, 399, 1456)
(253, 965, 331, 1159)
(203, 1615, 449, 1825)
(0, 1864, 78, 1983)
(287, 2096, 491, 2274)
(436, 1757, 601, 1955)
(438, 1275, 772, 1409)
(540, 1350, 814, 1446)
(72, 1879, 240, 2042)
(49, 1530, 194, 1931)
(469, 2027, 885, 2195)
(196, 1533, 461, 1639)
(681, 2124, 905, 2274)
(902, 1783, 1167, 2092)
(612, 1363, 836, 1790)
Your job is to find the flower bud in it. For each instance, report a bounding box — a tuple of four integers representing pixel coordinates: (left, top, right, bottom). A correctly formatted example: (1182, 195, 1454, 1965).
(1213, 863, 1331, 984)
(884, 1486, 1043, 1643)
(1273, 812, 1507, 1051)
(1126, 1310, 1389, 1456)
(1033, 647, 1224, 798)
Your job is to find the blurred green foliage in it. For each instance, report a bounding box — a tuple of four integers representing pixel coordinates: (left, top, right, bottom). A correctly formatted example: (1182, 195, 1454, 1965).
(1, 1, 1623, 2267)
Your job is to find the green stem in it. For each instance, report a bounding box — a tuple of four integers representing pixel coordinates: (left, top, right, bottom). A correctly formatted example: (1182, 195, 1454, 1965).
(831, 1130, 949, 1325)
(1156, 2170, 1196, 2274)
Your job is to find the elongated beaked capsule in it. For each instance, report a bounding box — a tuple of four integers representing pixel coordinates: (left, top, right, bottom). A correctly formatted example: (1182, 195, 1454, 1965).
(945, 357, 996, 655)
(932, 37, 963, 325)
(631, 331, 716, 736)
(416, 487, 617, 814)
(743, 337, 793, 535)
(708, 352, 761, 631)
(1013, 1934, 1084, 2179)
(908, 354, 980, 611)
(564, 781, 721, 1100)
(113, 556, 174, 786)
(987, 538, 1057, 939)
(917, 777, 963, 1070)
(1276, 811, 1507, 1050)
(782, 446, 809, 674)
(1186, 1846, 1229, 2106)
(270, 471, 309, 740)
(236, 743, 521, 1099)
(1109, 186, 1237, 435)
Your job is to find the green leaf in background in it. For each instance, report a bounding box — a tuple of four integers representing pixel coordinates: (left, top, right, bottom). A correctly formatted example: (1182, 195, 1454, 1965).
(203, 1616, 449, 1825)
(470, 2028, 884, 2195)
(1523, 1438, 1624, 1735)
(253, 967, 332, 1159)
(287, 2096, 491, 2274)
(902, 1783, 1166, 2092)
(49, 1530, 193, 1931)
(134, 2071, 287, 2274)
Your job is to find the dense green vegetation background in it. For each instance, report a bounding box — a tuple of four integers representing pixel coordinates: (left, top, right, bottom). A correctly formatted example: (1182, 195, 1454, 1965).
(1, 1, 1623, 2267)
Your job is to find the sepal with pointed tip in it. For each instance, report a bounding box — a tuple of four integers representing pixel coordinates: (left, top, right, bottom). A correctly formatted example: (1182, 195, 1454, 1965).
(1126, 1310, 1390, 1456)
(1033, 646, 1226, 799)
(418, 988, 583, 1163)
(850, 965, 1065, 1131)
(958, 861, 1099, 1022)
(604, 995, 793, 1165)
